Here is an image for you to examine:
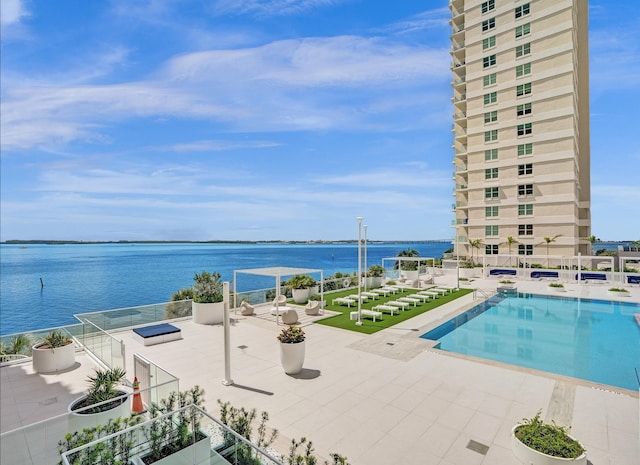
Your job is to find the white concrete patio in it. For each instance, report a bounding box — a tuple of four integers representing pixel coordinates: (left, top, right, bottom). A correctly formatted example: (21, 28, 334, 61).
(2, 275, 639, 465)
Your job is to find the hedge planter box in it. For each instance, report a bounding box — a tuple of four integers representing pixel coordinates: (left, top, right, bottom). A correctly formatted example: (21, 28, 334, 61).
(512, 425, 586, 465)
(548, 285, 566, 292)
(607, 290, 630, 297)
(32, 341, 75, 373)
(136, 431, 210, 465)
(192, 301, 224, 325)
(68, 392, 131, 433)
(280, 341, 305, 375)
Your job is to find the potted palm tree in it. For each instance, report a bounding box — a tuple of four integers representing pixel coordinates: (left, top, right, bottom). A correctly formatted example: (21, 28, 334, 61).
(512, 411, 586, 465)
(68, 367, 130, 432)
(190, 271, 225, 324)
(367, 265, 385, 288)
(287, 275, 316, 304)
(277, 325, 305, 374)
(32, 330, 75, 373)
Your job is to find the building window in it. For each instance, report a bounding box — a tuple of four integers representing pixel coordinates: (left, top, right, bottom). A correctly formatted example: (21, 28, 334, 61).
(518, 184, 534, 196)
(483, 54, 497, 68)
(517, 103, 532, 117)
(486, 206, 499, 217)
(518, 244, 533, 255)
(515, 3, 530, 19)
(517, 123, 532, 136)
(485, 187, 499, 199)
(486, 244, 499, 255)
(518, 143, 533, 156)
(485, 167, 499, 179)
(516, 43, 531, 58)
(518, 224, 534, 236)
(485, 148, 498, 160)
(516, 82, 532, 96)
(518, 204, 534, 216)
(481, 0, 495, 14)
(483, 36, 496, 50)
(484, 110, 498, 124)
(486, 225, 499, 236)
(516, 63, 531, 77)
(484, 92, 497, 105)
(518, 163, 533, 176)
(515, 23, 531, 38)
(483, 73, 497, 87)
(482, 18, 496, 32)
(485, 129, 498, 142)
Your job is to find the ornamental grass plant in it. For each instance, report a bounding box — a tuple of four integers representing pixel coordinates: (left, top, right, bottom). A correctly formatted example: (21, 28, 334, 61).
(514, 412, 585, 459)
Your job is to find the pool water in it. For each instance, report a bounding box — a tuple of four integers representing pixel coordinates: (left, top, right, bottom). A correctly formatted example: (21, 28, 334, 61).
(420, 293, 640, 391)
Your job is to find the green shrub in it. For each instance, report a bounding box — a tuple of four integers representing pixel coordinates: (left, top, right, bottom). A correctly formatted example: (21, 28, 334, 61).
(514, 412, 585, 459)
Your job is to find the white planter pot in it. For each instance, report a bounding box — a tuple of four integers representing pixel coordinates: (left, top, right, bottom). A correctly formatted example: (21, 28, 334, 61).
(32, 342, 75, 373)
(511, 425, 586, 465)
(292, 289, 309, 304)
(68, 392, 131, 433)
(192, 301, 224, 325)
(368, 277, 382, 288)
(136, 432, 210, 465)
(280, 341, 305, 374)
(309, 285, 319, 297)
(607, 290, 630, 297)
(548, 286, 566, 292)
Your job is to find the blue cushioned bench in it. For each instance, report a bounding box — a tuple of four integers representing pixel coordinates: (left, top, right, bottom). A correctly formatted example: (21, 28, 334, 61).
(575, 272, 607, 281)
(489, 269, 517, 276)
(133, 323, 182, 346)
(627, 275, 640, 284)
(530, 271, 559, 279)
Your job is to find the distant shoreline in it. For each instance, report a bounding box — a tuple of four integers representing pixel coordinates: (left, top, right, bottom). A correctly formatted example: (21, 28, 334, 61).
(2, 239, 454, 245)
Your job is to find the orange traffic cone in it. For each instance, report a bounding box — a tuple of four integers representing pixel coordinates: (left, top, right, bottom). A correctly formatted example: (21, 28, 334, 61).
(132, 376, 144, 414)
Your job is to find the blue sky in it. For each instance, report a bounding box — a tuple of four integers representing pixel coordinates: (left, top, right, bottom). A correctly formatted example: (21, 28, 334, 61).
(1, 0, 639, 242)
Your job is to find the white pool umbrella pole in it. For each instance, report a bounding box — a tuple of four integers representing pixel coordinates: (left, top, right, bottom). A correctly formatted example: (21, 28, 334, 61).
(222, 281, 234, 386)
(364, 225, 368, 291)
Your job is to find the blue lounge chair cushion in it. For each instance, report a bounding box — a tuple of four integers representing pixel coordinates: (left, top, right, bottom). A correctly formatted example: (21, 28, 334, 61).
(489, 269, 516, 276)
(575, 273, 606, 281)
(133, 323, 180, 338)
(627, 275, 640, 284)
(531, 271, 559, 279)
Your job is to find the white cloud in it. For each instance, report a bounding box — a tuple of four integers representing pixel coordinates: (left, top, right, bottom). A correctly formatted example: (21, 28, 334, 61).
(213, 0, 342, 17)
(0, 0, 29, 25)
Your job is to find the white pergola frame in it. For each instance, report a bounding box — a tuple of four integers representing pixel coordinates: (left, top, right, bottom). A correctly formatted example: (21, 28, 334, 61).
(233, 266, 324, 325)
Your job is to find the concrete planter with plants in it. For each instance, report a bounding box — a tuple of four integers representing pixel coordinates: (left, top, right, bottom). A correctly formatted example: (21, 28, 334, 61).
(68, 367, 131, 433)
(185, 271, 225, 324)
(277, 325, 305, 375)
(607, 287, 630, 297)
(548, 283, 566, 292)
(32, 330, 75, 373)
(287, 275, 316, 304)
(512, 412, 586, 465)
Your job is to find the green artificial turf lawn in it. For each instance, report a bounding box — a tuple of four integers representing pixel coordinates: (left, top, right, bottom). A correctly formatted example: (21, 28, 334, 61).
(315, 286, 474, 334)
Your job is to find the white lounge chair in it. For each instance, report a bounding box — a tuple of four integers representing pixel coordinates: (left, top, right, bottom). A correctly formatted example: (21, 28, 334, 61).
(305, 300, 320, 316)
(281, 309, 298, 325)
(273, 295, 287, 307)
(239, 301, 255, 316)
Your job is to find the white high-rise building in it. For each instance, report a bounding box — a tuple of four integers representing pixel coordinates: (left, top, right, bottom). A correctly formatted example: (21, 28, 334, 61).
(450, 0, 591, 263)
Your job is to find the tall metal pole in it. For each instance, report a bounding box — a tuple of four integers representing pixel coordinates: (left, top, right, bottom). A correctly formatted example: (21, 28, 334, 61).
(364, 225, 368, 291)
(456, 227, 460, 289)
(222, 281, 233, 386)
(356, 217, 363, 326)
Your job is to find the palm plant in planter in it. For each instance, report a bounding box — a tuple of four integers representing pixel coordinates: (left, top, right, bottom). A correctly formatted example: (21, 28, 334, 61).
(287, 275, 317, 304)
(32, 330, 75, 373)
(512, 411, 586, 464)
(68, 367, 130, 432)
(190, 271, 225, 324)
(367, 265, 385, 288)
(277, 325, 305, 374)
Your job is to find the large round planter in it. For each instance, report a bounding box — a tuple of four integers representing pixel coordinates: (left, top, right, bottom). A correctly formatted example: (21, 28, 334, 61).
(511, 425, 586, 465)
(279, 341, 305, 374)
(32, 342, 75, 373)
(607, 290, 630, 297)
(68, 391, 131, 433)
(368, 277, 383, 288)
(548, 286, 566, 292)
(292, 289, 309, 304)
(192, 301, 224, 324)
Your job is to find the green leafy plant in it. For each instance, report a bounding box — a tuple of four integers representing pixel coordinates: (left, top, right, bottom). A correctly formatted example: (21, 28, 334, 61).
(287, 275, 316, 290)
(192, 271, 224, 303)
(499, 280, 514, 284)
(548, 283, 564, 288)
(277, 325, 305, 344)
(367, 265, 385, 278)
(608, 287, 628, 292)
(71, 367, 128, 414)
(39, 330, 72, 349)
(514, 411, 585, 459)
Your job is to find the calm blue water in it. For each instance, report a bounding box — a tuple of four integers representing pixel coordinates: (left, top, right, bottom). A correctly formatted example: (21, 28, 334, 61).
(421, 293, 640, 391)
(0, 242, 451, 335)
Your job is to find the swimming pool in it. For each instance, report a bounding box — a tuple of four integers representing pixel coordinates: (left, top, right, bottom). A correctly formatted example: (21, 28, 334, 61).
(420, 293, 640, 391)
